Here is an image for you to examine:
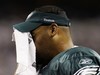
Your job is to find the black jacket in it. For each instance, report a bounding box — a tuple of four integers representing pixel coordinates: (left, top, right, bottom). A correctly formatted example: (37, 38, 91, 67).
(40, 46, 100, 75)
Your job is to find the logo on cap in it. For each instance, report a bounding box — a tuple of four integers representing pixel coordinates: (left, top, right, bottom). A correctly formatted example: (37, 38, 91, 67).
(43, 18, 55, 22)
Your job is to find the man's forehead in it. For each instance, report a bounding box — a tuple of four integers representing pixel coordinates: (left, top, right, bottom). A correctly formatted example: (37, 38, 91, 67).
(31, 25, 48, 33)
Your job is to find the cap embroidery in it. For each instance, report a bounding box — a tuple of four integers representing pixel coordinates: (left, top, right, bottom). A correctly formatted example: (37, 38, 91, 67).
(43, 18, 55, 22)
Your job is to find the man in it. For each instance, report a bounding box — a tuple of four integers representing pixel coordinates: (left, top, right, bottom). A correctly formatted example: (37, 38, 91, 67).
(13, 5, 100, 75)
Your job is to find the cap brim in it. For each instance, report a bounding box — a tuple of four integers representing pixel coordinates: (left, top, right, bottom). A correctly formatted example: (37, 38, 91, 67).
(13, 21, 42, 32)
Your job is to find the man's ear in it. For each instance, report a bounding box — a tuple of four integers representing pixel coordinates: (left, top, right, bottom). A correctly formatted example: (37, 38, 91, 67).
(48, 23, 58, 37)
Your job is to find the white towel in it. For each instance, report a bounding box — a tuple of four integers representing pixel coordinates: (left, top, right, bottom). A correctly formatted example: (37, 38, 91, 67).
(13, 28, 36, 75)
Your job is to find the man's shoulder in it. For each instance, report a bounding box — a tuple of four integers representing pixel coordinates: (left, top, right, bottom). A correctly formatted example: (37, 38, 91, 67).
(51, 46, 100, 62)
(48, 46, 100, 71)
(41, 46, 100, 75)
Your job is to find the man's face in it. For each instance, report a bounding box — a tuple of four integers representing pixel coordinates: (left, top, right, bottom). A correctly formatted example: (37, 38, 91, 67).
(31, 26, 52, 59)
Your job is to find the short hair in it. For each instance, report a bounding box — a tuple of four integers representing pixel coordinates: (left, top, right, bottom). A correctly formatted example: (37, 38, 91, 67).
(13, 5, 70, 32)
(35, 5, 68, 19)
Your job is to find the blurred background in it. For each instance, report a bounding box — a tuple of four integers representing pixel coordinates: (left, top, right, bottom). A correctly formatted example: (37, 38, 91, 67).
(0, 0, 100, 75)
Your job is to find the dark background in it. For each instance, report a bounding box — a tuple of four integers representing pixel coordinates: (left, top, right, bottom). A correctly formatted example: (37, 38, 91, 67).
(0, 0, 100, 75)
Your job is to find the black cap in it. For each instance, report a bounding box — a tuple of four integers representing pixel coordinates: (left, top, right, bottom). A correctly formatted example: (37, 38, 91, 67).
(13, 7, 71, 32)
